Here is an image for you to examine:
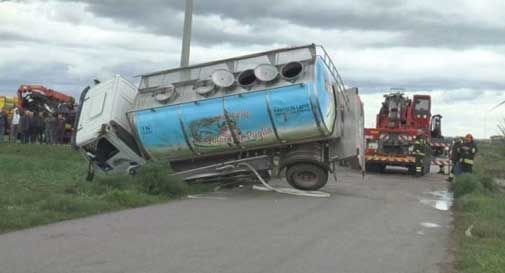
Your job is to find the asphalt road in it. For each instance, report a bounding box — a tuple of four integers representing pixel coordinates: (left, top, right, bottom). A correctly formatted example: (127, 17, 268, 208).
(0, 168, 452, 273)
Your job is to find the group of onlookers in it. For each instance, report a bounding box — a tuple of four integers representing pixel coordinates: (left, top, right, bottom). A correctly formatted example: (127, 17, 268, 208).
(0, 107, 67, 144)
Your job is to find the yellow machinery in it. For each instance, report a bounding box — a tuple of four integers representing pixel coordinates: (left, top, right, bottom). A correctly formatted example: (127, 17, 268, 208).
(0, 96, 19, 120)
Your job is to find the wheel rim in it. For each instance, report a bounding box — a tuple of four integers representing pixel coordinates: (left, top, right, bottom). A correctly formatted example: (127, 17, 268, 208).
(293, 170, 319, 187)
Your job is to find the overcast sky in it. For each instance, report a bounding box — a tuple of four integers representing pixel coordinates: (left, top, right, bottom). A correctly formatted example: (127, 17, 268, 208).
(1, 0, 505, 137)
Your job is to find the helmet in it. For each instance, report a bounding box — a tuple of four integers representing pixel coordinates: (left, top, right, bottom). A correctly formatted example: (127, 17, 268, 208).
(465, 133, 473, 141)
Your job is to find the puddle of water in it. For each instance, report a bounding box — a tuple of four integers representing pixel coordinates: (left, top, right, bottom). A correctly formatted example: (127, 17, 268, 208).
(416, 230, 425, 235)
(420, 190, 453, 211)
(420, 222, 441, 228)
(419, 199, 452, 211)
(435, 200, 450, 210)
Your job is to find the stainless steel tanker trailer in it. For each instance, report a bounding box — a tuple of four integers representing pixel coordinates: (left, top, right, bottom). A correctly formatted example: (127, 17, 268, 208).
(74, 44, 364, 190)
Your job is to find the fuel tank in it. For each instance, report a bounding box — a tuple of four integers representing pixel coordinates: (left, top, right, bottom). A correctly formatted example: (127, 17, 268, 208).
(129, 48, 341, 161)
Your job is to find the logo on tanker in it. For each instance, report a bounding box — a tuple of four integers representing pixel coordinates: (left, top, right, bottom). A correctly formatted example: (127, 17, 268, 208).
(273, 103, 310, 122)
(188, 115, 233, 145)
(189, 111, 272, 146)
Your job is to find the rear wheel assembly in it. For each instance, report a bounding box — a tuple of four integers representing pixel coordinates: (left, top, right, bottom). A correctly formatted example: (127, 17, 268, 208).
(286, 163, 328, 191)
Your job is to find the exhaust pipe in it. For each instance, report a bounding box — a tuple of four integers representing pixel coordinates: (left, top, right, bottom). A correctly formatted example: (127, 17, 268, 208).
(281, 61, 304, 81)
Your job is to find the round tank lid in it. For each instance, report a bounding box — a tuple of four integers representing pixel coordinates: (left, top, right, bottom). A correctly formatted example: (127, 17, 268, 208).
(154, 84, 176, 103)
(211, 69, 235, 88)
(195, 80, 216, 96)
(254, 64, 279, 82)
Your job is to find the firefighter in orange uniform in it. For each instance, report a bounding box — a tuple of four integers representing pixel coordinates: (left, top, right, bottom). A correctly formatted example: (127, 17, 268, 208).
(458, 133, 477, 173)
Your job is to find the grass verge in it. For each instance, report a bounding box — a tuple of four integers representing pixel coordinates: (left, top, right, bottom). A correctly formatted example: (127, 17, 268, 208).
(452, 143, 505, 273)
(0, 143, 212, 233)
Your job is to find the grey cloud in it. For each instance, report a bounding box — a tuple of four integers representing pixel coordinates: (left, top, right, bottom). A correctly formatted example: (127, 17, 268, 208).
(0, 30, 43, 43)
(440, 89, 485, 102)
(0, 60, 164, 98)
(2, 0, 504, 103)
(0, 63, 83, 95)
(76, 0, 505, 48)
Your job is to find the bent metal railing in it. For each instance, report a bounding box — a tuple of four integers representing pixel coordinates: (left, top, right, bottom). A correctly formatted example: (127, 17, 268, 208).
(315, 45, 346, 93)
(314, 45, 350, 109)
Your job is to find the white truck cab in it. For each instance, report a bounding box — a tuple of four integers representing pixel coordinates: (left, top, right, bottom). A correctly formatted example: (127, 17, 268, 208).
(75, 75, 145, 173)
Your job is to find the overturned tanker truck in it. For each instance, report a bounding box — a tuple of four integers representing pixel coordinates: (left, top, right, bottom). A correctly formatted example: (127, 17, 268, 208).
(75, 44, 364, 190)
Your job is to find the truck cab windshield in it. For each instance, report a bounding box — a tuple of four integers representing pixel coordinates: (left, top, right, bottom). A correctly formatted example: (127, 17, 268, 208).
(414, 98, 430, 114)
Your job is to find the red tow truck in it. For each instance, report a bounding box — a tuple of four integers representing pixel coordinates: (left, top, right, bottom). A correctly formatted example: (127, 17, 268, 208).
(364, 92, 433, 175)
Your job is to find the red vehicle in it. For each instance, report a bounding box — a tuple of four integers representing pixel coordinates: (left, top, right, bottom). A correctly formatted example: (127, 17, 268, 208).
(364, 92, 432, 175)
(17, 84, 74, 114)
(17, 84, 76, 143)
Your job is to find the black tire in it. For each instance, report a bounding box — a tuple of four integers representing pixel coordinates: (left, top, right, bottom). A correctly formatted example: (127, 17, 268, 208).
(286, 163, 328, 190)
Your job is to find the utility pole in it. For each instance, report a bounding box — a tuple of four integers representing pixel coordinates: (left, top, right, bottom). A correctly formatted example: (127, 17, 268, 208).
(180, 0, 193, 67)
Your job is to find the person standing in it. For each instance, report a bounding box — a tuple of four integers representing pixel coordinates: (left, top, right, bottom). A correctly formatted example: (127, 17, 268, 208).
(0, 109, 8, 143)
(459, 133, 478, 173)
(31, 112, 44, 143)
(56, 113, 66, 144)
(20, 111, 33, 144)
(38, 112, 46, 143)
(447, 137, 463, 182)
(45, 113, 57, 144)
(10, 107, 21, 143)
